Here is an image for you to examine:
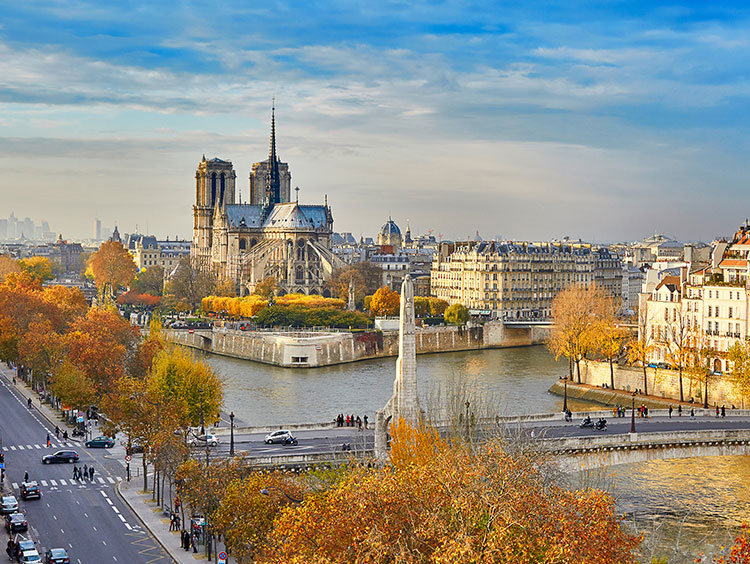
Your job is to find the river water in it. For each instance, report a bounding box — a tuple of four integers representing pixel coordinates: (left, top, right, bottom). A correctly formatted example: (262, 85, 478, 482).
(203, 345, 749, 561)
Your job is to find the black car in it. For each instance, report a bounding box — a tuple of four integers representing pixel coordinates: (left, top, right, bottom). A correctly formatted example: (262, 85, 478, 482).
(5, 513, 28, 533)
(44, 548, 70, 564)
(20, 482, 41, 500)
(41, 450, 78, 464)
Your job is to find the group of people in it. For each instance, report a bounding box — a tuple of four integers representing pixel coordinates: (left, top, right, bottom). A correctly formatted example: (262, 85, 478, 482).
(72, 464, 95, 481)
(168, 511, 182, 531)
(180, 529, 198, 553)
(335, 413, 368, 430)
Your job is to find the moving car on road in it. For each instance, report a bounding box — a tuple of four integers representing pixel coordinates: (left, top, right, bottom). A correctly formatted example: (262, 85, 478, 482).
(264, 430, 298, 445)
(41, 450, 79, 464)
(85, 436, 115, 448)
(1, 496, 18, 514)
(44, 548, 70, 564)
(5, 513, 28, 533)
(20, 482, 40, 500)
(189, 434, 219, 447)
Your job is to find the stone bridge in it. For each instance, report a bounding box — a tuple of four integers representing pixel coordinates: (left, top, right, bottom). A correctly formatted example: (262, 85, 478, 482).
(544, 428, 750, 472)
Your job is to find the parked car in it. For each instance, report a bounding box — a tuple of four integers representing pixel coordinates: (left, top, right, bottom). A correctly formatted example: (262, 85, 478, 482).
(41, 450, 79, 464)
(189, 434, 219, 447)
(85, 436, 115, 448)
(264, 430, 298, 445)
(14, 537, 36, 559)
(1, 496, 18, 514)
(19, 550, 41, 564)
(20, 482, 40, 501)
(5, 513, 28, 533)
(44, 548, 70, 564)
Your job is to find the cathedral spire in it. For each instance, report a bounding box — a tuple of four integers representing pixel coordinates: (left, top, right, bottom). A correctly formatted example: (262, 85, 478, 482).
(263, 100, 281, 214)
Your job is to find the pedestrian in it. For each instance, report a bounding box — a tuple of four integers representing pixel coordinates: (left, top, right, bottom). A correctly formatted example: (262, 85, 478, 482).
(72, 466, 78, 480)
(175, 513, 181, 531)
(722, 405, 726, 418)
(55, 426, 60, 438)
(83, 464, 88, 479)
(363, 414, 368, 429)
(356, 416, 362, 431)
(24, 471, 29, 482)
(716, 405, 720, 418)
(46, 432, 51, 448)
(126, 463, 130, 482)
(27, 397, 32, 408)
(63, 430, 68, 442)
(612, 406, 617, 417)
(345, 415, 350, 426)
(192, 533, 198, 553)
(175, 497, 181, 513)
(678, 404, 682, 416)
(89, 466, 94, 481)
(181, 530, 187, 550)
(690, 408, 695, 420)
(169, 513, 175, 531)
(669, 406, 673, 419)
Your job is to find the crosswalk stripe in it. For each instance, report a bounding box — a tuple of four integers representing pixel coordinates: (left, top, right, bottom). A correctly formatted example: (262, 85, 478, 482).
(50, 480, 57, 486)
(97, 477, 105, 483)
(16, 445, 23, 450)
(11, 482, 17, 489)
(9, 446, 15, 451)
(26, 445, 32, 450)
(1, 447, 6, 452)
(107, 477, 115, 484)
(34, 445, 41, 449)
(58, 479, 67, 486)
(40, 481, 48, 487)
(117, 514, 126, 523)
(116, 477, 122, 482)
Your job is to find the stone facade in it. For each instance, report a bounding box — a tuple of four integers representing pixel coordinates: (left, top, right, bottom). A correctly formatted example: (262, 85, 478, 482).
(191, 109, 340, 295)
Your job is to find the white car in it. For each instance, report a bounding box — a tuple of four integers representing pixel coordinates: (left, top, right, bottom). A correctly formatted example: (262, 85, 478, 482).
(20, 549, 42, 564)
(189, 433, 219, 447)
(264, 430, 298, 445)
(0, 496, 18, 514)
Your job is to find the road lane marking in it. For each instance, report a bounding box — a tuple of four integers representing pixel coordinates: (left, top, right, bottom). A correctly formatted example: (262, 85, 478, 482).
(84, 513, 88, 518)
(11, 482, 17, 488)
(34, 445, 41, 449)
(59, 479, 66, 486)
(124, 523, 132, 530)
(40, 480, 48, 486)
(50, 480, 57, 486)
(102, 540, 107, 546)
(1, 447, 6, 452)
(100, 491, 107, 497)
(112, 506, 120, 513)
(107, 477, 115, 483)
(116, 477, 122, 481)
(53, 515, 57, 520)
(25, 445, 32, 449)
(15, 445, 22, 450)
(118, 514, 126, 522)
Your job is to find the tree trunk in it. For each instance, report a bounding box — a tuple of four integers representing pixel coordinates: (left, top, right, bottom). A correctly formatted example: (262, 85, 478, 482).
(704, 375, 709, 409)
(568, 357, 573, 378)
(678, 366, 684, 402)
(642, 365, 648, 396)
(576, 359, 581, 384)
(609, 359, 615, 389)
(142, 453, 148, 492)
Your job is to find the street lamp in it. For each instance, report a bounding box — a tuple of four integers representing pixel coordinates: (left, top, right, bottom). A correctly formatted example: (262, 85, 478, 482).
(630, 391, 637, 434)
(261, 487, 302, 504)
(229, 411, 235, 457)
(563, 375, 568, 413)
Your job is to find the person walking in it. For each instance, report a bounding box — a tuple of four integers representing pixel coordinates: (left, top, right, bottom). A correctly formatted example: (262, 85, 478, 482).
(722, 405, 726, 418)
(678, 404, 682, 416)
(46, 432, 51, 448)
(363, 415, 368, 429)
(89, 466, 94, 481)
(27, 397, 32, 409)
(690, 408, 695, 420)
(83, 464, 88, 480)
(62, 430, 68, 442)
(54, 426, 60, 438)
(72, 466, 78, 480)
(669, 406, 673, 418)
(716, 405, 720, 418)
(23, 471, 29, 482)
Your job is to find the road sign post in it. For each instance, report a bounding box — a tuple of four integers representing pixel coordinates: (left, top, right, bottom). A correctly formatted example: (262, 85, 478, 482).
(125, 454, 132, 462)
(218, 551, 227, 563)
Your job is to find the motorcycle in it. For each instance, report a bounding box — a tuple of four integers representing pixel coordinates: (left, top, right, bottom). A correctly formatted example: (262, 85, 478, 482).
(594, 418, 608, 431)
(579, 416, 594, 429)
(72, 428, 85, 437)
(283, 436, 298, 446)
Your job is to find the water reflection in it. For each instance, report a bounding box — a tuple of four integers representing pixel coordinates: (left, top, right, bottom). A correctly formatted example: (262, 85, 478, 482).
(202, 345, 594, 426)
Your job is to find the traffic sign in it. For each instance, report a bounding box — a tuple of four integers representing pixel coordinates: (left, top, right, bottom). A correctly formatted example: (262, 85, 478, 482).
(0, 463, 4, 469)
(218, 551, 227, 562)
(125, 455, 132, 462)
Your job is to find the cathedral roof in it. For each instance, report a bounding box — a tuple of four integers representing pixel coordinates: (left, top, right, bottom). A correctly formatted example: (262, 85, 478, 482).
(224, 203, 329, 230)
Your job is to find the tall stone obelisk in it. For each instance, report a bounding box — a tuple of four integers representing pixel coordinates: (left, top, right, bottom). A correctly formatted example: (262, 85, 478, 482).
(374, 274, 422, 461)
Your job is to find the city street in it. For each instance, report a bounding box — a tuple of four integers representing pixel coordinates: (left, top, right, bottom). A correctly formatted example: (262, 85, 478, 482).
(0, 367, 169, 563)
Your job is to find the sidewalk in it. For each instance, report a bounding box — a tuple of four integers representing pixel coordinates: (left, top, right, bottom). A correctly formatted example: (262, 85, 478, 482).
(117, 477, 236, 564)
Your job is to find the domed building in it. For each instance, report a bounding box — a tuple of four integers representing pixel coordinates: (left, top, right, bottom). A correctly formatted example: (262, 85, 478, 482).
(377, 217, 402, 250)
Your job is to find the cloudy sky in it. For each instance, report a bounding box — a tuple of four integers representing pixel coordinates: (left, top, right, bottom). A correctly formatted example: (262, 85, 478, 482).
(2, 1, 749, 243)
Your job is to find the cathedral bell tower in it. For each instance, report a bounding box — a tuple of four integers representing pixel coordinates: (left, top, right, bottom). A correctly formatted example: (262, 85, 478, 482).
(191, 155, 237, 270)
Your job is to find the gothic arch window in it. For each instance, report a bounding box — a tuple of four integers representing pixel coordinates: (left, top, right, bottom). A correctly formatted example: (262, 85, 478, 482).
(322, 289, 331, 298)
(239, 238, 247, 251)
(211, 173, 217, 207)
(296, 267, 304, 282)
(250, 239, 258, 247)
(220, 173, 226, 206)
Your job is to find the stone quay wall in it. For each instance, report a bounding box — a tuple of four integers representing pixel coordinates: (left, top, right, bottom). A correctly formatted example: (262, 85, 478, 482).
(165, 323, 550, 368)
(574, 360, 738, 407)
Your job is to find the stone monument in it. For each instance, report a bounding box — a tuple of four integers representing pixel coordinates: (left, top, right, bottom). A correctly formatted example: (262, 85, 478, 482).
(374, 273, 423, 461)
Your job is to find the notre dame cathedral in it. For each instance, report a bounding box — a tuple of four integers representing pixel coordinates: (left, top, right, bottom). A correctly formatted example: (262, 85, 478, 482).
(191, 108, 340, 295)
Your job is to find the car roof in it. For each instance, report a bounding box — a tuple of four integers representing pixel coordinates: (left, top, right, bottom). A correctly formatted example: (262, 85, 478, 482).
(2, 495, 16, 501)
(22, 482, 38, 487)
(49, 548, 67, 555)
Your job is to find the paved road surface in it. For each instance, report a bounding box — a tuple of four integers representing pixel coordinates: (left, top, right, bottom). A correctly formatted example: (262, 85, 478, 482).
(0, 370, 169, 564)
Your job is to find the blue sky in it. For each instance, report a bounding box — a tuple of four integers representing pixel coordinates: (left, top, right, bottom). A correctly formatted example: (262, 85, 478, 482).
(2, 1, 749, 242)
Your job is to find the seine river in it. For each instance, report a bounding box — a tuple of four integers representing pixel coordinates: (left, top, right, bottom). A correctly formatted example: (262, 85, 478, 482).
(203, 345, 749, 561)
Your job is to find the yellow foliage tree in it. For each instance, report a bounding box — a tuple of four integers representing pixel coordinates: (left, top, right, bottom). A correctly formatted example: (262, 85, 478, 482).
(89, 241, 137, 298)
(370, 286, 400, 317)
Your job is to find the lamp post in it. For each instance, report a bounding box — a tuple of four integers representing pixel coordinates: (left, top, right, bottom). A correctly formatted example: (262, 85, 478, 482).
(465, 400, 470, 442)
(630, 391, 637, 434)
(261, 487, 302, 504)
(563, 376, 568, 413)
(229, 411, 235, 457)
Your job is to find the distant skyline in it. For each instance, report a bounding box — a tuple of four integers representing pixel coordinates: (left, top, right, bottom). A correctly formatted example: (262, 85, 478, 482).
(2, 2, 750, 242)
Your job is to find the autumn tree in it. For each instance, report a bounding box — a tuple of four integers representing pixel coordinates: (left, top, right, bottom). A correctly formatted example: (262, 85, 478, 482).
(428, 297, 449, 316)
(370, 286, 400, 317)
(89, 241, 137, 298)
(665, 308, 692, 402)
(626, 304, 656, 396)
(19, 256, 57, 283)
(594, 296, 626, 390)
(444, 303, 470, 325)
(327, 262, 383, 306)
(0, 255, 20, 282)
(253, 276, 278, 299)
(262, 419, 641, 564)
(131, 265, 164, 296)
(49, 359, 96, 412)
(729, 342, 750, 408)
(164, 260, 217, 310)
(550, 284, 609, 383)
(686, 333, 717, 408)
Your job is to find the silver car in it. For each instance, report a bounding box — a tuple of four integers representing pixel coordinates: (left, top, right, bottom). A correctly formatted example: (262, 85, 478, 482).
(264, 430, 298, 445)
(0, 496, 18, 514)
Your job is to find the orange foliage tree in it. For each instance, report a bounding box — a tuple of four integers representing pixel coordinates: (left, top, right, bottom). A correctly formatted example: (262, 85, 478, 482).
(261, 420, 641, 564)
(370, 286, 400, 317)
(88, 240, 137, 298)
